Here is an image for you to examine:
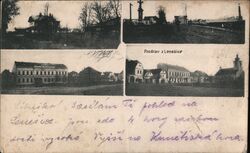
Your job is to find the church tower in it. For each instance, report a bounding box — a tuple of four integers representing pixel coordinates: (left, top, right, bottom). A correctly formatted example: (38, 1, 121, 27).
(234, 54, 242, 71)
(138, 0, 143, 21)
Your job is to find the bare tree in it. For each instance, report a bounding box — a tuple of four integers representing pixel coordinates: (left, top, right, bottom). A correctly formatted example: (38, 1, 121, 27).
(91, 1, 111, 24)
(79, 2, 93, 31)
(107, 0, 121, 18)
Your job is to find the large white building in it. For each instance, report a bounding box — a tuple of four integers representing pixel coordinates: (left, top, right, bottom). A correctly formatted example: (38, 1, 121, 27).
(13, 61, 68, 85)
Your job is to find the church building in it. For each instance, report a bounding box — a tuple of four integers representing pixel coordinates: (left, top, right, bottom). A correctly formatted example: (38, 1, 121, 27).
(215, 54, 244, 82)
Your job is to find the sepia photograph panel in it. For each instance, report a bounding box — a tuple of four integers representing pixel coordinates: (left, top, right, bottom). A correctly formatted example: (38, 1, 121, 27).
(126, 46, 246, 97)
(0, 50, 124, 95)
(1, 0, 121, 49)
(122, 0, 247, 44)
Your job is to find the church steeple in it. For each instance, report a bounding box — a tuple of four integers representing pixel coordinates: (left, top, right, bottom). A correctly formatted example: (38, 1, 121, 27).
(138, 0, 143, 22)
(234, 54, 242, 71)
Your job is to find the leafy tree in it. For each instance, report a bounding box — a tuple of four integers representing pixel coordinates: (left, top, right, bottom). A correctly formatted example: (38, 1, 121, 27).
(157, 6, 166, 24)
(2, 0, 20, 33)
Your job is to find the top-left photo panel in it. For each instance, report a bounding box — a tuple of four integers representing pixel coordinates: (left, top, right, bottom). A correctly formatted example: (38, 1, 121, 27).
(1, 0, 121, 49)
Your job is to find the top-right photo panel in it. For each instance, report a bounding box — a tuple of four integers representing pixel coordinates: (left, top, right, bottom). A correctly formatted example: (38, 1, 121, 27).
(123, 0, 248, 44)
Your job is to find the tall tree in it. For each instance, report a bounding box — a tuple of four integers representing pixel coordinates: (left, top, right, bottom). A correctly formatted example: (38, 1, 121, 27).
(157, 6, 167, 24)
(79, 2, 93, 31)
(107, 0, 121, 18)
(2, 0, 20, 33)
(91, 1, 111, 24)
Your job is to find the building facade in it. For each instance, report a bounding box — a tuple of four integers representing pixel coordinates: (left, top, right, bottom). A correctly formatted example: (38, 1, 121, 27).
(157, 63, 191, 83)
(174, 16, 188, 24)
(126, 60, 144, 83)
(144, 69, 167, 83)
(13, 61, 68, 86)
(126, 60, 192, 84)
(28, 13, 60, 34)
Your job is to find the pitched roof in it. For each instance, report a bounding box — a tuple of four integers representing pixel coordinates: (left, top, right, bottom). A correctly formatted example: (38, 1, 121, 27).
(126, 59, 142, 75)
(157, 63, 190, 72)
(80, 67, 101, 75)
(215, 68, 237, 76)
(191, 70, 208, 77)
(28, 14, 59, 23)
(14, 61, 67, 69)
(144, 69, 162, 75)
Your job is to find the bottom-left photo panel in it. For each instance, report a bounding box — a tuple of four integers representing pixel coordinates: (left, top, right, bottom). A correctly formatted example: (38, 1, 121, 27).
(0, 50, 124, 95)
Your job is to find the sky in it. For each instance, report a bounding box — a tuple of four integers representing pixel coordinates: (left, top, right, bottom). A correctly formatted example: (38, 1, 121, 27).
(8, 1, 95, 31)
(7, 0, 248, 31)
(126, 45, 248, 76)
(122, 0, 248, 22)
(1, 50, 124, 73)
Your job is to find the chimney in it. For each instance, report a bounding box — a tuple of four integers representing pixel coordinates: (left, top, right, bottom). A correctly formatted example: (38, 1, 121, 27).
(238, 3, 243, 20)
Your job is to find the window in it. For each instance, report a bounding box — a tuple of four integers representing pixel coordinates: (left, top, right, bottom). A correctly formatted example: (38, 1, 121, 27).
(18, 71, 21, 75)
(18, 78, 21, 83)
(31, 71, 33, 75)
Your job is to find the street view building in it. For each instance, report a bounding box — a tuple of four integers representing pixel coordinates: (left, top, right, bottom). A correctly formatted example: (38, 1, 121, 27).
(157, 63, 191, 83)
(144, 69, 167, 83)
(126, 59, 192, 84)
(13, 61, 68, 85)
(126, 60, 144, 83)
(15, 13, 60, 34)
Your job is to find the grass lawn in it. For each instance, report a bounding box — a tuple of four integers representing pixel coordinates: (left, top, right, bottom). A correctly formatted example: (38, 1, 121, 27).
(126, 83, 244, 97)
(1, 84, 123, 95)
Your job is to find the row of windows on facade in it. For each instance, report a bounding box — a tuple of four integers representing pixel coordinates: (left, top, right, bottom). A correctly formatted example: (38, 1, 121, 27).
(17, 70, 67, 76)
(17, 77, 66, 83)
(137, 69, 190, 77)
(168, 71, 190, 77)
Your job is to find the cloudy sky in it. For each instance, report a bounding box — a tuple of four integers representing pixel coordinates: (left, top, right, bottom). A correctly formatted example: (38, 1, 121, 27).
(8, 1, 101, 31)
(122, 0, 248, 22)
(127, 45, 248, 76)
(1, 50, 124, 73)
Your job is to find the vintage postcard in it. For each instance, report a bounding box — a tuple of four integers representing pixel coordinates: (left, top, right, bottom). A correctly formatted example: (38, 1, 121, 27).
(0, 0, 249, 153)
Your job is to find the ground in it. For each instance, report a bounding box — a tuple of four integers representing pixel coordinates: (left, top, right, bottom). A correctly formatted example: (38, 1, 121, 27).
(1, 84, 123, 95)
(2, 31, 120, 49)
(123, 24, 244, 44)
(126, 83, 244, 97)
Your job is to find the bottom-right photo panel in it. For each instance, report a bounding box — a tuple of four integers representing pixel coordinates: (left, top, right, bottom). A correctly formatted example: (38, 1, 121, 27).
(126, 45, 246, 97)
